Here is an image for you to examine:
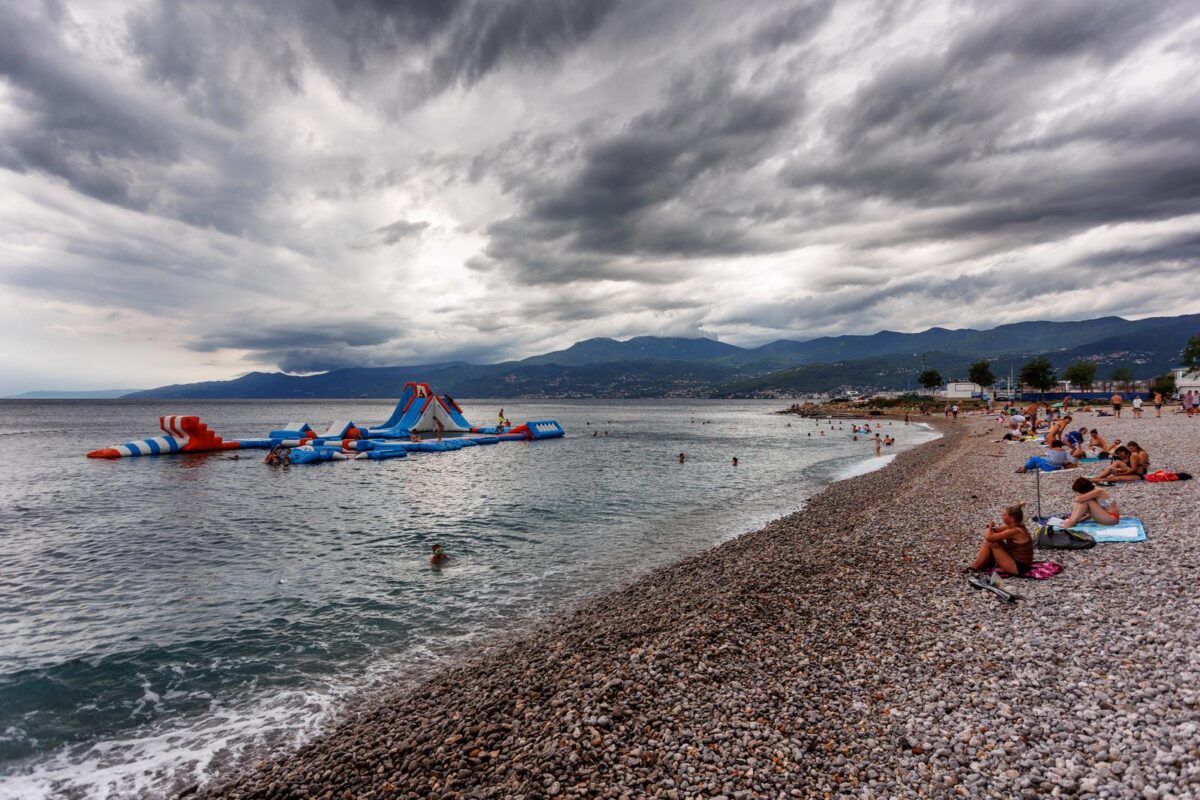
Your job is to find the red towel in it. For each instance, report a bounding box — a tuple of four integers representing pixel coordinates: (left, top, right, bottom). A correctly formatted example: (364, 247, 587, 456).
(992, 561, 1064, 580)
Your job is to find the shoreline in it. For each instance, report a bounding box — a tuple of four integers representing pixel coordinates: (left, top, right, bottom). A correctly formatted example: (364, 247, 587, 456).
(206, 413, 1199, 798)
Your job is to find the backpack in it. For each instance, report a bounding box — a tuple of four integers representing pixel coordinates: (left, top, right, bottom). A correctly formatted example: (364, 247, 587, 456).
(1033, 524, 1096, 550)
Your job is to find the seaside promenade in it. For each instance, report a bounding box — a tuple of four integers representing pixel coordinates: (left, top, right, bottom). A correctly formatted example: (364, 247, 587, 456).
(209, 411, 1199, 799)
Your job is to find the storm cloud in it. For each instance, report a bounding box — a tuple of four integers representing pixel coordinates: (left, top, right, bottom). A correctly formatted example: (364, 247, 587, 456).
(1, 0, 1198, 392)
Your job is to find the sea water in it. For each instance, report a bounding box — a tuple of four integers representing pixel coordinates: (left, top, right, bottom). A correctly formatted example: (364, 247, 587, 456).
(0, 399, 937, 798)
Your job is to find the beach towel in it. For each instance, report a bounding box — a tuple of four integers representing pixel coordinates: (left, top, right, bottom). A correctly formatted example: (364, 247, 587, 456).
(992, 561, 1063, 580)
(1144, 470, 1192, 482)
(1067, 517, 1147, 543)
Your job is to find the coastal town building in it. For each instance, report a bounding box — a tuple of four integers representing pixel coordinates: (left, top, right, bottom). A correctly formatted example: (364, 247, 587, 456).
(1172, 368, 1200, 394)
(942, 381, 983, 399)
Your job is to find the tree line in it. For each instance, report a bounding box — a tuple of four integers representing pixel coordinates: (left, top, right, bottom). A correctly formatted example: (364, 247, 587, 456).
(914, 334, 1200, 397)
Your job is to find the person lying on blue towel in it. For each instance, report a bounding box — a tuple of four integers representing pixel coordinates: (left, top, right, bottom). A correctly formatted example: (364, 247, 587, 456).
(1016, 438, 1077, 473)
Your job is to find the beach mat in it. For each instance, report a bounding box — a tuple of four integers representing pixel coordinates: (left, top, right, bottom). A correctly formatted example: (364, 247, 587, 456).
(992, 561, 1064, 580)
(1069, 517, 1147, 543)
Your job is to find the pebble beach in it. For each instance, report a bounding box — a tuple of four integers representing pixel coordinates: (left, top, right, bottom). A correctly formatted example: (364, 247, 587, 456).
(207, 409, 1200, 799)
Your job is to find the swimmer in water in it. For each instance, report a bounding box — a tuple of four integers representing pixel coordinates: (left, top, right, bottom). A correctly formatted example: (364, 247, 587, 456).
(678, 452, 686, 463)
(431, 544, 448, 565)
(732, 456, 738, 467)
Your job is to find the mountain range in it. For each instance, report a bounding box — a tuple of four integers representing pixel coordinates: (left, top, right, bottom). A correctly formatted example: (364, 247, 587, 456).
(117, 313, 1199, 400)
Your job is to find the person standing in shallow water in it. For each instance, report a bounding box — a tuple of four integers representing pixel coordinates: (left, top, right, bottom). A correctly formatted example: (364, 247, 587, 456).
(678, 452, 685, 464)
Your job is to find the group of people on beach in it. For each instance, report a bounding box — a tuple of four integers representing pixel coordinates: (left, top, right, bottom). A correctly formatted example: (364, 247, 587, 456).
(968, 395, 1177, 576)
(968, 473, 1123, 576)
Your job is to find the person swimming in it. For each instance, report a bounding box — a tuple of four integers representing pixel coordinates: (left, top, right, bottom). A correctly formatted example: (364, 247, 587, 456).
(431, 543, 448, 565)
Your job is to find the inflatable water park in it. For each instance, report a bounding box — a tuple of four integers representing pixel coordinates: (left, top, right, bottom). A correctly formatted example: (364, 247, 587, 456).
(87, 382, 564, 464)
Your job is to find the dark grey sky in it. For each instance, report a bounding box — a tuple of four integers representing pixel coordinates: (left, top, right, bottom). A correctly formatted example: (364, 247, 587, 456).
(2, 0, 1199, 391)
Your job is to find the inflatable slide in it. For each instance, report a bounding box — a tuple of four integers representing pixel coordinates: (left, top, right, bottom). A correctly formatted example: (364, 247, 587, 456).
(86, 383, 564, 465)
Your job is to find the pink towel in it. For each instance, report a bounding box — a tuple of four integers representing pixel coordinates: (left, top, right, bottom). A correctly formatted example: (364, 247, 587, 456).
(992, 561, 1064, 580)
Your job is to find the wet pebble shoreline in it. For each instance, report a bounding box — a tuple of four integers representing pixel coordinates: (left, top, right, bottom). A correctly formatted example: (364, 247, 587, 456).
(205, 411, 1200, 799)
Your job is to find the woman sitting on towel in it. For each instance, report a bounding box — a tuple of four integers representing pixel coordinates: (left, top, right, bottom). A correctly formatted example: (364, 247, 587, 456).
(1062, 477, 1120, 527)
(968, 503, 1034, 575)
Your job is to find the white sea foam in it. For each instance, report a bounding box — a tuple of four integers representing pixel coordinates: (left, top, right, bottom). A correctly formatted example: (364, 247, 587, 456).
(0, 684, 349, 800)
(835, 453, 898, 480)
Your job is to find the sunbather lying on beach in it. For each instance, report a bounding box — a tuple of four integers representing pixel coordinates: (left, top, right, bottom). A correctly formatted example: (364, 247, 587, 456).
(968, 503, 1033, 575)
(1016, 439, 1077, 472)
(1061, 477, 1120, 526)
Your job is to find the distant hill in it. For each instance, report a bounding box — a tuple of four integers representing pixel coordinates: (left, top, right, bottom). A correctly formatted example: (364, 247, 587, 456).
(122, 313, 1199, 399)
(7, 389, 140, 399)
(518, 336, 743, 367)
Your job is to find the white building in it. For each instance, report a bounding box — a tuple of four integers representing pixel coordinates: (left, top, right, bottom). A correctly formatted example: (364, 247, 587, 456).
(1172, 368, 1200, 394)
(943, 381, 982, 399)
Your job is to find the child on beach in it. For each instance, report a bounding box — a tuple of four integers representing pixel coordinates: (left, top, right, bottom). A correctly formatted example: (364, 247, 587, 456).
(1060, 477, 1120, 527)
(968, 503, 1033, 576)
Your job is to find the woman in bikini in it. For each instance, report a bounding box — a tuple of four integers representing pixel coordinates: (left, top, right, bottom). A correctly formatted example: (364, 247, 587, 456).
(968, 503, 1034, 576)
(1062, 477, 1120, 527)
(1105, 441, 1149, 482)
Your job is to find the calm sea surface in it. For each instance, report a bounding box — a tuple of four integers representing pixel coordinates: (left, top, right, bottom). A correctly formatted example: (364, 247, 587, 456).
(0, 399, 937, 798)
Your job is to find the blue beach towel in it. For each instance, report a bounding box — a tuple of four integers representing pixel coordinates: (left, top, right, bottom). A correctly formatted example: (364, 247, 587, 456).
(1068, 517, 1147, 543)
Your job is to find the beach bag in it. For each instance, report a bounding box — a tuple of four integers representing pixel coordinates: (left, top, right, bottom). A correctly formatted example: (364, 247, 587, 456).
(1033, 525, 1096, 550)
(1144, 470, 1179, 483)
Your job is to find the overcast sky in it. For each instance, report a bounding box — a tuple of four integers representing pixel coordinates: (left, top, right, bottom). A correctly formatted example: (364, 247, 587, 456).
(2, 0, 1200, 392)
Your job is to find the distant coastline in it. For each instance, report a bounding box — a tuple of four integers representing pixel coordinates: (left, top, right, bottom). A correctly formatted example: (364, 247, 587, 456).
(15, 313, 1194, 402)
